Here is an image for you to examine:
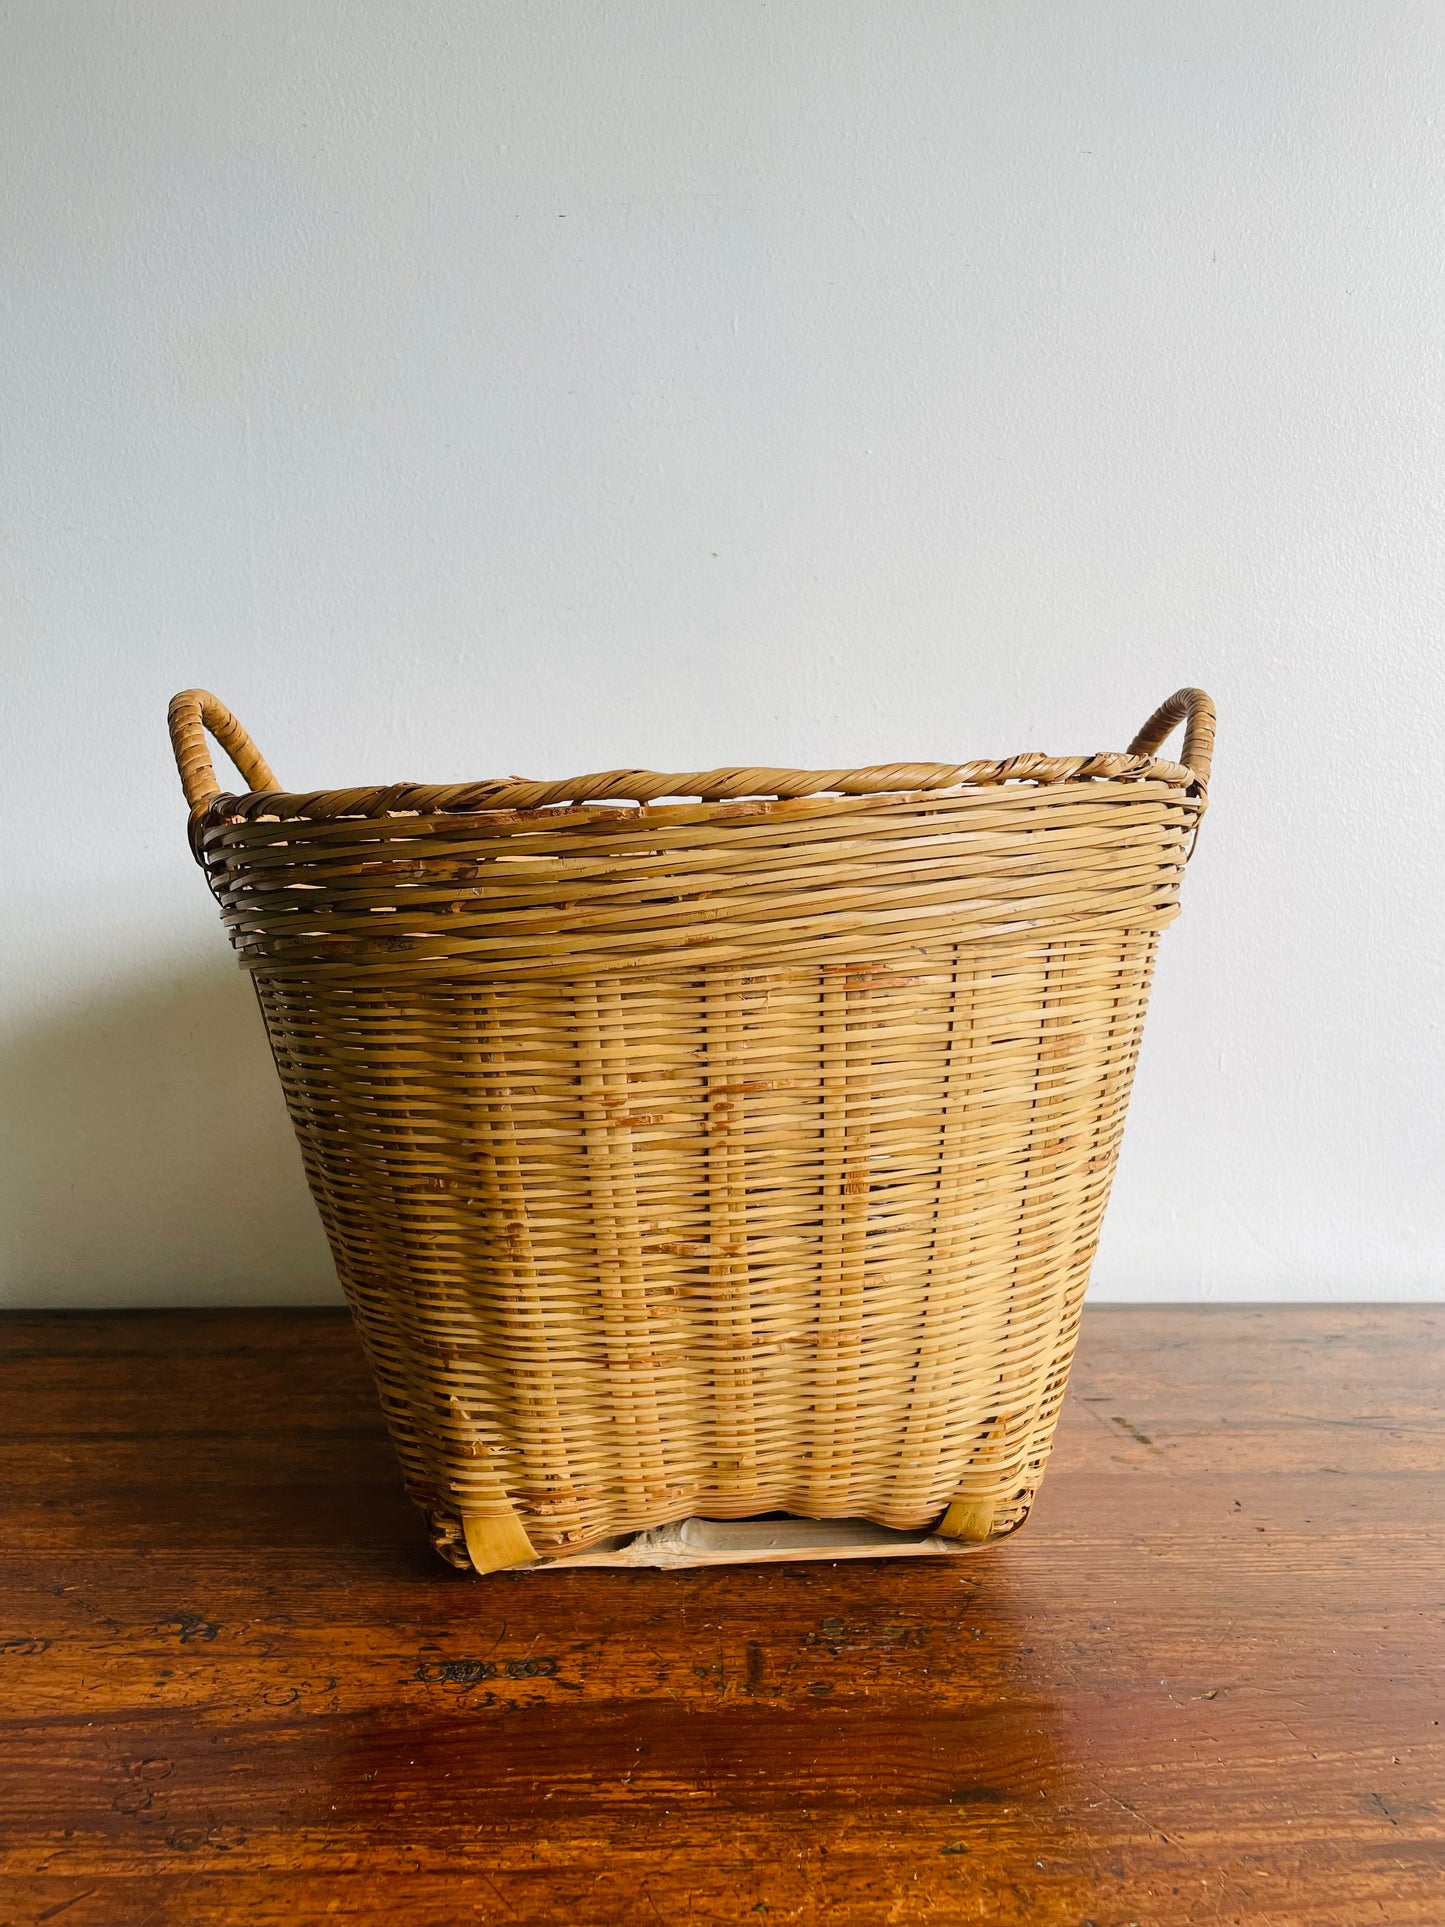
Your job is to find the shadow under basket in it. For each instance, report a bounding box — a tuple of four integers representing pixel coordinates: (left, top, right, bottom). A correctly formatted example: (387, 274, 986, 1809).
(169, 685, 1214, 1574)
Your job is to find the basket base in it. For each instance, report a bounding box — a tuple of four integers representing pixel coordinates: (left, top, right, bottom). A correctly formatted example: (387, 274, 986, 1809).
(471, 1511, 1004, 1572)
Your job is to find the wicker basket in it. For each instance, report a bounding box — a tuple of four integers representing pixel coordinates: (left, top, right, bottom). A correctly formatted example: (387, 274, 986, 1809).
(170, 686, 1213, 1574)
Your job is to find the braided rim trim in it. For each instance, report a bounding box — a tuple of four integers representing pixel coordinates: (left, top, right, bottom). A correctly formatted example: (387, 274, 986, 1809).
(199, 750, 1201, 829)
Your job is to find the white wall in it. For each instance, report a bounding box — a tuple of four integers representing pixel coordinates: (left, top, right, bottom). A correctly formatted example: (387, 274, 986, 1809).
(3, 2, 1442, 1307)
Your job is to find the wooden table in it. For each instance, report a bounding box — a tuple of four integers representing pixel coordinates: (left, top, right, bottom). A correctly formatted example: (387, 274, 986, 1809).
(1, 1306, 1440, 1925)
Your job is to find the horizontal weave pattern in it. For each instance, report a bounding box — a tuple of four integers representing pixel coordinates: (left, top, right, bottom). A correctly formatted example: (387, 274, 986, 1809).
(204, 782, 1194, 982)
(177, 693, 1210, 1568)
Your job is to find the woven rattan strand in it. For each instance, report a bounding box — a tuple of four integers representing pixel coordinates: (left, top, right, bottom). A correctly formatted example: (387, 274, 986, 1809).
(170, 686, 1212, 1572)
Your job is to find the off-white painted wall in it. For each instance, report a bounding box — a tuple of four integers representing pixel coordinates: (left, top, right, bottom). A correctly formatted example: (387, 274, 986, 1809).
(3, 2, 1442, 1306)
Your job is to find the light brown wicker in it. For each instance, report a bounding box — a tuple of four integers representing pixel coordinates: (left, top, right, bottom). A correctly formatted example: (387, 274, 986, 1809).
(169, 685, 1213, 1574)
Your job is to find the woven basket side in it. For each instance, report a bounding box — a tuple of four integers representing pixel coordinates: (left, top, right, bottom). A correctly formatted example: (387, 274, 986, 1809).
(255, 922, 1162, 1560)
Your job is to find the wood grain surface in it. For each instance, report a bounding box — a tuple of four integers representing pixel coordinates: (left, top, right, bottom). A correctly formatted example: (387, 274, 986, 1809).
(1, 1306, 1440, 1925)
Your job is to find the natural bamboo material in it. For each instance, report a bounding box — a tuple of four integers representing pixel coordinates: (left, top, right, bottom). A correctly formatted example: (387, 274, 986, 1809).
(169, 686, 1213, 1573)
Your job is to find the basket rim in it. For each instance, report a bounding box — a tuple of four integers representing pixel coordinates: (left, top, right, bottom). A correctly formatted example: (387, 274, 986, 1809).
(195, 748, 1203, 831)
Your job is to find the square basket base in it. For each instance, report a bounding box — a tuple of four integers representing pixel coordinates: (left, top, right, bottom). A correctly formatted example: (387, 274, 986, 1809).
(507, 1513, 991, 1572)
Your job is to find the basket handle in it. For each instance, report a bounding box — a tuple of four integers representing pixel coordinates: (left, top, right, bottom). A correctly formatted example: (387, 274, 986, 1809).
(167, 689, 278, 811)
(165, 684, 1214, 808)
(1127, 687, 1214, 787)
